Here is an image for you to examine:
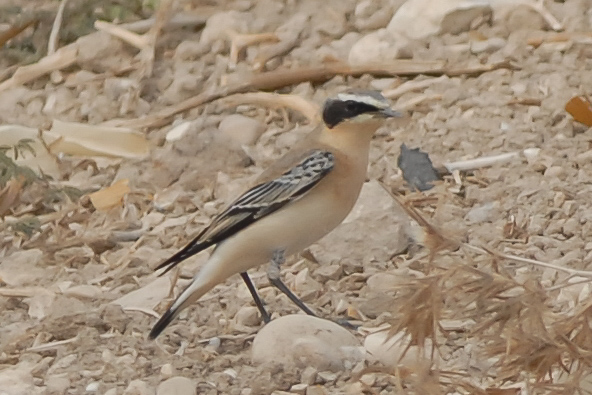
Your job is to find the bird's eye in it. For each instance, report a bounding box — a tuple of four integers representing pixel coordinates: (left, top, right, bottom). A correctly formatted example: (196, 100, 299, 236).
(345, 101, 358, 113)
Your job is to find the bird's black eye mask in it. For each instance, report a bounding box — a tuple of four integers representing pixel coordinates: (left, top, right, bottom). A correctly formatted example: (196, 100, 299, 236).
(322, 99, 381, 129)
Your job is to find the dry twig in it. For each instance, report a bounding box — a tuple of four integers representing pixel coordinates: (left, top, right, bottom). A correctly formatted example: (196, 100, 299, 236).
(110, 59, 518, 129)
(0, 17, 38, 48)
(220, 92, 321, 123)
(47, 0, 69, 55)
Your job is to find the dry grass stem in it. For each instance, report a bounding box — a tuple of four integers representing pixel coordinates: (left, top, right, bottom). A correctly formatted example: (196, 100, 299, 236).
(382, 76, 448, 99)
(221, 92, 321, 123)
(112, 59, 517, 129)
(227, 30, 279, 66)
(0, 46, 77, 91)
(47, 0, 68, 55)
(94, 20, 149, 50)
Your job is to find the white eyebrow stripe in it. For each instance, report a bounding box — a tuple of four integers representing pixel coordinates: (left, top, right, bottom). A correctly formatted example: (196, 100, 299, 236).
(335, 93, 389, 109)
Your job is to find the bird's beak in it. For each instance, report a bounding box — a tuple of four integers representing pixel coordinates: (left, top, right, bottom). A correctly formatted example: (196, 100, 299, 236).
(380, 108, 404, 118)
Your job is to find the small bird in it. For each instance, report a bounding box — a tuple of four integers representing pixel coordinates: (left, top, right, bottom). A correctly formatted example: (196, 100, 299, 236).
(149, 90, 401, 339)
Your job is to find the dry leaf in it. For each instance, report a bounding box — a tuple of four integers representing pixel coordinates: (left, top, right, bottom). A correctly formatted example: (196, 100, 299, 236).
(565, 96, 592, 127)
(0, 177, 24, 217)
(48, 120, 150, 158)
(88, 179, 130, 211)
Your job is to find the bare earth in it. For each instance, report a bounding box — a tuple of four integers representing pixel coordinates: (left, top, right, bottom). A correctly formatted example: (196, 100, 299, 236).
(1, 0, 592, 394)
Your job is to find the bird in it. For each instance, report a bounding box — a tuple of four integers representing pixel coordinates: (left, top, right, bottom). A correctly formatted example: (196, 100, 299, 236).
(149, 90, 402, 339)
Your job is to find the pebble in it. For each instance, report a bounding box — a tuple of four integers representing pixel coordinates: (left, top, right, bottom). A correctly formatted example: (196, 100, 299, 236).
(251, 315, 363, 371)
(314, 264, 342, 282)
(45, 375, 70, 395)
(290, 383, 308, 394)
(123, 379, 153, 395)
(85, 382, 100, 392)
(306, 386, 328, 395)
(464, 201, 500, 224)
(218, 114, 265, 146)
(160, 363, 175, 379)
(364, 331, 432, 368)
(387, 0, 492, 39)
(235, 306, 262, 327)
(544, 166, 564, 179)
(348, 29, 412, 66)
(156, 377, 196, 395)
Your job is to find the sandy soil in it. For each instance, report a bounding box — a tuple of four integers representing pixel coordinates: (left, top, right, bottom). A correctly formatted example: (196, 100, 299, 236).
(1, 0, 592, 394)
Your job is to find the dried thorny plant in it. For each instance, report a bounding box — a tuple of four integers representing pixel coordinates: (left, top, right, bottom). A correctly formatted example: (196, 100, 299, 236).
(384, 195, 592, 394)
(0, 138, 37, 187)
(0, 138, 82, 235)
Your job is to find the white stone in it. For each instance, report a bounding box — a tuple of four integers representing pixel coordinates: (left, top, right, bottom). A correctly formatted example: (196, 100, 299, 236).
(123, 379, 154, 395)
(166, 121, 192, 142)
(235, 306, 262, 327)
(348, 29, 412, 66)
(160, 363, 175, 379)
(252, 315, 363, 371)
(364, 331, 432, 368)
(218, 114, 265, 146)
(156, 377, 196, 395)
(387, 0, 492, 39)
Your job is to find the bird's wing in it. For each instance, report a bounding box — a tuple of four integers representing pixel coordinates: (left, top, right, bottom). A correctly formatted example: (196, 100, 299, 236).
(155, 149, 335, 275)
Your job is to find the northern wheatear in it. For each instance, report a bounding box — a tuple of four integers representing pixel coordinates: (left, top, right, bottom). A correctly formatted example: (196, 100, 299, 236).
(149, 91, 401, 339)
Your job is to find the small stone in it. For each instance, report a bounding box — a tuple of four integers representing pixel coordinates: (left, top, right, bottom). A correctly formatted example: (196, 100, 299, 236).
(104, 389, 117, 395)
(563, 218, 579, 238)
(523, 148, 541, 164)
(349, 29, 412, 66)
(314, 265, 342, 282)
(251, 315, 363, 372)
(46, 375, 70, 395)
(205, 337, 221, 353)
(344, 382, 365, 395)
(387, 0, 492, 39)
(502, 4, 545, 31)
(156, 377, 196, 395)
(218, 114, 265, 146)
(544, 166, 564, 179)
(316, 371, 338, 383)
(306, 386, 328, 395)
(300, 366, 318, 385)
(364, 331, 433, 368)
(123, 379, 153, 395)
(160, 363, 175, 379)
(464, 202, 500, 224)
(290, 383, 308, 394)
(86, 382, 100, 392)
(166, 122, 193, 143)
(235, 306, 261, 327)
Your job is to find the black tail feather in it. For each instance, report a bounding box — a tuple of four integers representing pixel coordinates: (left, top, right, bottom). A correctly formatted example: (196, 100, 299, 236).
(154, 238, 212, 276)
(148, 306, 178, 339)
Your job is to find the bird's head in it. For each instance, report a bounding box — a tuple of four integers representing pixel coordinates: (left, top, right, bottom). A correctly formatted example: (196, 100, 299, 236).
(322, 91, 402, 129)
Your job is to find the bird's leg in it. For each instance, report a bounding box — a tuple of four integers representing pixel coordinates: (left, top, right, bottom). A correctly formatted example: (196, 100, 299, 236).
(267, 250, 317, 317)
(240, 272, 271, 324)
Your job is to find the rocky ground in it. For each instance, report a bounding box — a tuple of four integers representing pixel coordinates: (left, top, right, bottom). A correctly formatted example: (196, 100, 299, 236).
(1, 0, 592, 394)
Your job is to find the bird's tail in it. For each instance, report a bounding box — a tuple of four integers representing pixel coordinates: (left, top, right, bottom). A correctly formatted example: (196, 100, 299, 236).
(149, 255, 227, 339)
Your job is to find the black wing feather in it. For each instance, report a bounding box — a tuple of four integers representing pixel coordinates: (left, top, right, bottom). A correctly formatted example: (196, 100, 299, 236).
(155, 150, 334, 275)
